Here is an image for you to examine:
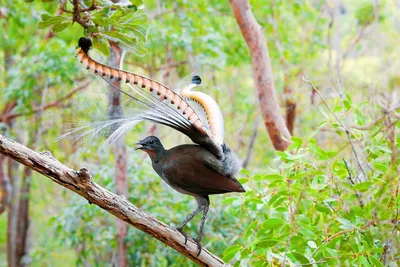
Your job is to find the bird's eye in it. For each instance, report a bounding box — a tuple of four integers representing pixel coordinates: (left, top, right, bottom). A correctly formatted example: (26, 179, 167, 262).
(149, 140, 154, 144)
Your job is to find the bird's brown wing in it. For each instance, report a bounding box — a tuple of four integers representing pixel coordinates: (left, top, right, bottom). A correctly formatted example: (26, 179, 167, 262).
(162, 146, 245, 196)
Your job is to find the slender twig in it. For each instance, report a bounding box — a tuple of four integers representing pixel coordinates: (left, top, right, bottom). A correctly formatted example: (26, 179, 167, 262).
(343, 159, 364, 208)
(325, 220, 375, 243)
(242, 115, 259, 168)
(60, 0, 98, 29)
(302, 77, 367, 180)
(235, 112, 249, 150)
(341, 24, 369, 59)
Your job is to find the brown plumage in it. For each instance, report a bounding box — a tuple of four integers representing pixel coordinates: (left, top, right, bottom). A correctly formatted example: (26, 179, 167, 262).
(161, 146, 244, 196)
(136, 136, 244, 256)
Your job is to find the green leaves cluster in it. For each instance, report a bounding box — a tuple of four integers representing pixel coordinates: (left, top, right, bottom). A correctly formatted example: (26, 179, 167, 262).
(4, 39, 78, 113)
(37, 0, 148, 56)
(223, 91, 399, 266)
(90, 3, 148, 56)
(38, 14, 72, 33)
(355, 1, 386, 26)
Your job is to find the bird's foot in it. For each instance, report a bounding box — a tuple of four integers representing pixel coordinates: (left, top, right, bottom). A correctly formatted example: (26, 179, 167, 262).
(194, 238, 202, 257)
(176, 228, 188, 245)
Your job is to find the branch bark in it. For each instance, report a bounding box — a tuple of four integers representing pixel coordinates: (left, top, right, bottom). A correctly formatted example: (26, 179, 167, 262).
(0, 134, 229, 267)
(229, 0, 291, 151)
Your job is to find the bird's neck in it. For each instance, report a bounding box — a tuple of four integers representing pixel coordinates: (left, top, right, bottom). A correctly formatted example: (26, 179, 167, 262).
(147, 148, 166, 163)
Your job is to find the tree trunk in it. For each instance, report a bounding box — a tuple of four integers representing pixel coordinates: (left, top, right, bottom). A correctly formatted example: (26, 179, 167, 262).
(108, 42, 128, 267)
(229, 0, 291, 151)
(0, 154, 10, 215)
(7, 116, 41, 267)
(7, 150, 31, 267)
(4, 44, 32, 266)
(7, 157, 17, 267)
(14, 167, 31, 266)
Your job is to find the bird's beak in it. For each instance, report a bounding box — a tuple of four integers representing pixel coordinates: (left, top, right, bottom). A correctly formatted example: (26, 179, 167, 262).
(135, 140, 144, 150)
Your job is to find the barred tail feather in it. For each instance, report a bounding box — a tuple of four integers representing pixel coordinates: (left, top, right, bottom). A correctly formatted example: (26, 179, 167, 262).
(75, 37, 225, 158)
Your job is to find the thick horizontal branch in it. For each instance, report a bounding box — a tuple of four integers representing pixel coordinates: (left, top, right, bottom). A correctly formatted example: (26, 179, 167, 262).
(0, 134, 229, 267)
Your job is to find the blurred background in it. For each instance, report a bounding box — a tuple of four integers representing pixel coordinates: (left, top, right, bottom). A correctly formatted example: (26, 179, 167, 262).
(0, 0, 399, 266)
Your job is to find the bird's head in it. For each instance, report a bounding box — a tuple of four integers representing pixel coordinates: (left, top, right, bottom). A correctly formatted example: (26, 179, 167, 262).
(135, 136, 164, 158)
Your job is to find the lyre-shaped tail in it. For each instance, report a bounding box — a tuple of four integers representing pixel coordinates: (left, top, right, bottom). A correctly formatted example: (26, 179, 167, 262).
(75, 37, 225, 158)
(180, 76, 224, 145)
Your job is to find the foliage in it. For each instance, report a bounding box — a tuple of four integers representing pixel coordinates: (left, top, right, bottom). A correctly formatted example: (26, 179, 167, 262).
(5, 39, 78, 113)
(37, 0, 147, 56)
(223, 91, 400, 265)
(355, 1, 386, 26)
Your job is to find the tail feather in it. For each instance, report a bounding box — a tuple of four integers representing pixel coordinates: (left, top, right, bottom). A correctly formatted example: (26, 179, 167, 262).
(74, 37, 225, 158)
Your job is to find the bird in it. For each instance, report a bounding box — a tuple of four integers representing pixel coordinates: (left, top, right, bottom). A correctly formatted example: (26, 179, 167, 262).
(74, 37, 245, 256)
(135, 136, 244, 255)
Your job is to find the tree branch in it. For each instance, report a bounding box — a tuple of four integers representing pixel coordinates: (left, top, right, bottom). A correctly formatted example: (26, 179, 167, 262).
(0, 81, 90, 122)
(242, 115, 259, 168)
(0, 134, 230, 267)
(229, 0, 291, 151)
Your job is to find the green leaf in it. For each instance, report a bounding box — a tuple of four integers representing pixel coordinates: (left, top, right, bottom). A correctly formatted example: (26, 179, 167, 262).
(246, 197, 264, 205)
(349, 206, 364, 218)
(373, 162, 388, 173)
(52, 21, 71, 33)
(38, 14, 69, 29)
(276, 151, 289, 159)
(323, 198, 338, 204)
(120, 24, 147, 42)
(337, 218, 356, 230)
(238, 178, 249, 184)
(254, 238, 278, 248)
(316, 204, 331, 213)
(353, 182, 374, 192)
(222, 245, 241, 262)
(102, 31, 147, 55)
(93, 38, 110, 57)
(262, 218, 285, 229)
(245, 220, 259, 240)
(102, 31, 137, 45)
(254, 174, 263, 181)
(125, 12, 147, 25)
(290, 252, 310, 264)
(368, 256, 383, 267)
(222, 197, 239, 205)
(262, 174, 284, 181)
(307, 240, 317, 249)
(223, 244, 241, 256)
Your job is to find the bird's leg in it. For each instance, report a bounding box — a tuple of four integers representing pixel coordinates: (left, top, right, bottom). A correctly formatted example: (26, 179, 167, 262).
(194, 196, 210, 256)
(176, 205, 203, 245)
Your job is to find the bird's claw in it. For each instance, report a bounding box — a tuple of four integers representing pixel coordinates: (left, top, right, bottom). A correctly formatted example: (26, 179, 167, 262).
(176, 228, 202, 256)
(176, 228, 188, 244)
(194, 238, 202, 257)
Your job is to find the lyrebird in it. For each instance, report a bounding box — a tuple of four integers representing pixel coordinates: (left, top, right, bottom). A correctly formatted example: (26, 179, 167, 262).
(74, 37, 245, 256)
